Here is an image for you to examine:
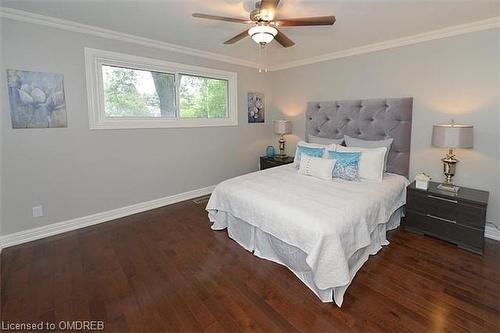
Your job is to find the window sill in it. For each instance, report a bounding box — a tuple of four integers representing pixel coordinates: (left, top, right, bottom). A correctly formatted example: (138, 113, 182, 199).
(89, 117, 238, 130)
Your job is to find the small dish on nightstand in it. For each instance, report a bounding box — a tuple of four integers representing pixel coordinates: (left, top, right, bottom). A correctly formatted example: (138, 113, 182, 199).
(415, 173, 431, 190)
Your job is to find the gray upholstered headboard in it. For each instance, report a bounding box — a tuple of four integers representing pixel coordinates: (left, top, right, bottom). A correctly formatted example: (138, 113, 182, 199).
(305, 97, 413, 177)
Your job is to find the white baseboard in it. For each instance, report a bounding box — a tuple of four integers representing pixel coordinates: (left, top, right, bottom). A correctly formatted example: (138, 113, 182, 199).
(485, 225, 500, 241)
(0, 186, 215, 249)
(1, 187, 498, 250)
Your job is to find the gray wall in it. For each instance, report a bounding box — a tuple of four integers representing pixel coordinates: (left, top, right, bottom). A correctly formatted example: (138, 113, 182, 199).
(2, 18, 499, 236)
(269, 29, 500, 227)
(1, 19, 273, 235)
(0, 18, 3, 237)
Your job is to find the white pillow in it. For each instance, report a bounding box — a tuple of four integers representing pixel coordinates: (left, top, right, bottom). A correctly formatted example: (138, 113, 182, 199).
(335, 146, 387, 182)
(293, 140, 338, 167)
(298, 154, 336, 180)
(344, 135, 393, 171)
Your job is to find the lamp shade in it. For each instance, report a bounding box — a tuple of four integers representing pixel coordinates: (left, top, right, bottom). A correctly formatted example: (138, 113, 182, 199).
(431, 123, 473, 148)
(273, 120, 292, 135)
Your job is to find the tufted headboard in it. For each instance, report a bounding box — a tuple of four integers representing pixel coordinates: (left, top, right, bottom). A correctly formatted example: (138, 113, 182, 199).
(305, 97, 413, 178)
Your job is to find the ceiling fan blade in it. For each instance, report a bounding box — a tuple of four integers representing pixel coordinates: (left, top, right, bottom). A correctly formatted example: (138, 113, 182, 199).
(224, 29, 250, 44)
(261, 0, 280, 21)
(275, 16, 336, 27)
(259, 0, 280, 11)
(192, 13, 251, 24)
(274, 29, 295, 48)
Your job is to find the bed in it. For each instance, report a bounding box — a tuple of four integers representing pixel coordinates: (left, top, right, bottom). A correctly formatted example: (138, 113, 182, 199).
(206, 97, 413, 306)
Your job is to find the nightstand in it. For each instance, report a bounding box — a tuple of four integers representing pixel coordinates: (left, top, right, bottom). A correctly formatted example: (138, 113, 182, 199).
(260, 156, 294, 170)
(404, 181, 489, 254)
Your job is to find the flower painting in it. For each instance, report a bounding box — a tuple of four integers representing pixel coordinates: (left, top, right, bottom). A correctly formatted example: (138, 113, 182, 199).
(248, 92, 264, 123)
(7, 69, 67, 128)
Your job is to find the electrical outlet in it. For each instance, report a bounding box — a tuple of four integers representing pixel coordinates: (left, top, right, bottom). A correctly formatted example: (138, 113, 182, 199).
(32, 205, 43, 218)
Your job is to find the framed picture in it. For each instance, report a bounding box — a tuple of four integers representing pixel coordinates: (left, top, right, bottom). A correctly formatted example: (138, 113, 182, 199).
(248, 92, 264, 123)
(7, 69, 67, 128)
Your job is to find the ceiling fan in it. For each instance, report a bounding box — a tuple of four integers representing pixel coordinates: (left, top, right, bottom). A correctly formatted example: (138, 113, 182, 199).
(192, 0, 336, 48)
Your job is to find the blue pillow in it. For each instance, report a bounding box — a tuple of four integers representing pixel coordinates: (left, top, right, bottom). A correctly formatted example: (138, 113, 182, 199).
(328, 151, 361, 181)
(295, 145, 325, 167)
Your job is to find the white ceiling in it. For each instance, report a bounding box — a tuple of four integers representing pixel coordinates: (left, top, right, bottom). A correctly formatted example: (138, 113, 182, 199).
(2, 0, 499, 66)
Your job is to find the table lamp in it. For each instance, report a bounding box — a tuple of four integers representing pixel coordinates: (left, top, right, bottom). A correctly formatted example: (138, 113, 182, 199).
(431, 121, 473, 192)
(273, 120, 292, 158)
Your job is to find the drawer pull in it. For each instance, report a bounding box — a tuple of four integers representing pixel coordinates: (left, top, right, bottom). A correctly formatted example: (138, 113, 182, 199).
(426, 214, 456, 224)
(427, 195, 458, 204)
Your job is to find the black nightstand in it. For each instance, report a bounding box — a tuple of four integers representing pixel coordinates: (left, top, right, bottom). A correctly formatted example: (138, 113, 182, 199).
(260, 156, 294, 170)
(404, 181, 489, 254)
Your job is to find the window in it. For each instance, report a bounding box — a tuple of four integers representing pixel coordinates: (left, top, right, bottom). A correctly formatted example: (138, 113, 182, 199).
(179, 74, 228, 119)
(102, 65, 176, 118)
(85, 48, 237, 129)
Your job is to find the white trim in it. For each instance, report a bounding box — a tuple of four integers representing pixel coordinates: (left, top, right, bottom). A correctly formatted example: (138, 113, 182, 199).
(485, 224, 500, 242)
(1, 7, 498, 72)
(0, 185, 215, 249)
(0, 7, 260, 69)
(0, 188, 497, 249)
(269, 16, 500, 71)
(85, 48, 238, 129)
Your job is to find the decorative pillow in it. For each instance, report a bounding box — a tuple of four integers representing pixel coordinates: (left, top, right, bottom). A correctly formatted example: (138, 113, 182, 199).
(328, 151, 361, 181)
(336, 146, 387, 182)
(344, 135, 393, 171)
(308, 135, 344, 146)
(298, 154, 336, 181)
(293, 141, 332, 167)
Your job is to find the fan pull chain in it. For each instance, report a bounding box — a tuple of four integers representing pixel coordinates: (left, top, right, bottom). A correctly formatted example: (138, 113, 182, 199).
(258, 43, 269, 73)
(258, 43, 264, 72)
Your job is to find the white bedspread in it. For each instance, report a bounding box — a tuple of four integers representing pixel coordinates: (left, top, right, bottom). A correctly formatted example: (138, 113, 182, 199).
(206, 165, 409, 294)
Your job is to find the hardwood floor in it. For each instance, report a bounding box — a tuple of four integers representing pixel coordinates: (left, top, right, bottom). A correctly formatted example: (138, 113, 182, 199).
(2, 199, 499, 332)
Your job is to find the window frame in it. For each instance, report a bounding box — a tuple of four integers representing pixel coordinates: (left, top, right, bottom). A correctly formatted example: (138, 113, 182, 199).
(85, 48, 238, 129)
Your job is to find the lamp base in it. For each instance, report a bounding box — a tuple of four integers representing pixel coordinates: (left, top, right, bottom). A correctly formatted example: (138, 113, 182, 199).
(440, 148, 459, 193)
(278, 135, 286, 157)
(437, 183, 460, 193)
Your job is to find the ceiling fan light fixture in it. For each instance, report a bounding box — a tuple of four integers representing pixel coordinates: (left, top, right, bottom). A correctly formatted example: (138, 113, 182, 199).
(248, 25, 278, 45)
(193, 0, 335, 49)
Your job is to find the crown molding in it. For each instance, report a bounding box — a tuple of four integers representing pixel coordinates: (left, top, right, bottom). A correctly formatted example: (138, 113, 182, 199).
(270, 16, 500, 71)
(1, 7, 499, 72)
(0, 7, 260, 69)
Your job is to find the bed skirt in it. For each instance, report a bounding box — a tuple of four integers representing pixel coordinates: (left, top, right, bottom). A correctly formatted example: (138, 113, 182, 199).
(209, 207, 403, 306)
